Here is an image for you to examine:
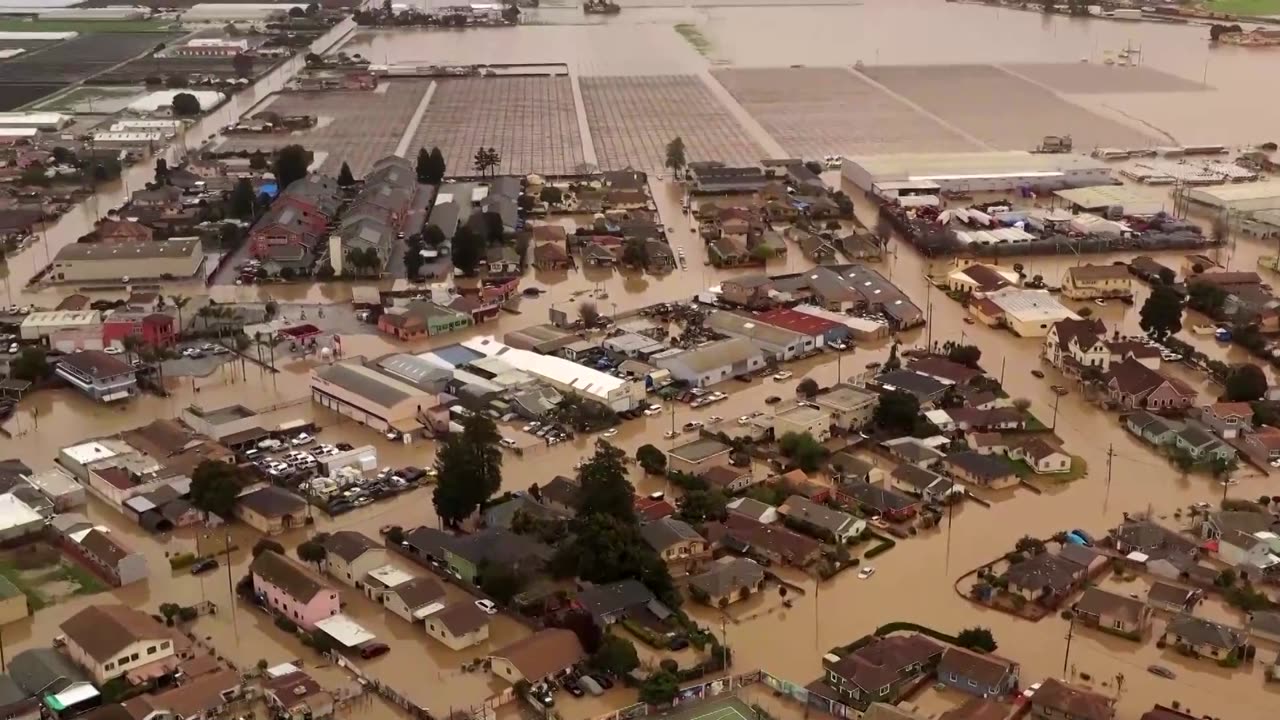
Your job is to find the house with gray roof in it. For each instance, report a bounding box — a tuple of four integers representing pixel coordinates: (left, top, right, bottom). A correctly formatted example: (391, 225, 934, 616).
(574, 579, 661, 626)
(1162, 615, 1245, 661)
(689, 557, 765, 607)
(654, 337, 766, 387)
(640, 517, 710, 566)
(778, 494, 865, 543)
(8, 648, 88, 696)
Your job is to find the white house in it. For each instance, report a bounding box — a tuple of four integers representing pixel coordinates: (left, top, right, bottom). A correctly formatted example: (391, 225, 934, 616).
(59, 605, 175, 683)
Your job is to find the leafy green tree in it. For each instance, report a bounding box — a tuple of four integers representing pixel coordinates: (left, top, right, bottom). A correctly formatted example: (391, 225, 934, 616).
(635, 444, 666, 474)
(552, 513, 679, 607)
(171, 92, 202, 117)
(232, 52, 254, 78)
(252, 538, 285, 558)
(1188, 282, 1228, 316)
(678, 488, 727, 523)
(472, 147, 500, 177)
(1225, 363, 1267, 402)
(450, 224, 483, 275)
(296, 540, 326, 571)
(621, 237, 648, 268)
(576, 442, 635, 522)
(422, 224, 446, 247)
(1158, 267, 1177, 285)
(947, 344, 982, 369)
(873, 389, 921, 435)
(1139, 284, 1183, 341)
(273, 144, 310, 191)
(478, 564, 524, 603)
(337, 161, 356, 187)
(956, 627, 998, 653)
(579, 301, 600, 325)
(540, 186, 563, 205)
(592, 634, 639, 676)
(249, 150, 268, 171)
(11, 347, 49, 382)
(189, 460, 243, 517)
(796, 377, 819, 398)
(230, 177, 256, 219)
(639, 670, 679, 705)
(664, 137, 686, 177)
(778, 432, 827, 473)
(404, 236, 425, 280)
(883, 341, 902, 371)
(432, 414, 504, 527)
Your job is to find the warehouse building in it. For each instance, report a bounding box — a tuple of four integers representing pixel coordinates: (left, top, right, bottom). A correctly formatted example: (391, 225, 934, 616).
(655, 338, 766, 388)
(984, 288, 1078, 338)
(461, 337, 646, 412)
(0, 112, 71, 130)
(127, 90, 226, 116)
(842, 152, 1113, 195)
(20, 310, 103, 349)
(311, 360, 431, 437)
(707, 311, 811, 361)
(1054, 186, 1169, 217)
(1187, 182, 1280, 213)
(50, 238, 204, 283)
(181, 3, 309, 21)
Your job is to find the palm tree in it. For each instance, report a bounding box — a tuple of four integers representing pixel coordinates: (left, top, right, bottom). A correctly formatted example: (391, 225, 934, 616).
(196, 305, 213, 330)
(169, 294, 191, 333)
(121, 335, 140, 365)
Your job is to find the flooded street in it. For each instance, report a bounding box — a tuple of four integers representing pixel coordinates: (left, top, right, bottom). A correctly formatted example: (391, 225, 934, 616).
(3, 2, 1280, 719)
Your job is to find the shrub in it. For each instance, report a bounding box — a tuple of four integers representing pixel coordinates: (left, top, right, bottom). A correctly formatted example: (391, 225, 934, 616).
(659, 658, 678, 674)
(274, 616, 298, 633)
(168, 553, 198, 570)
(178, 606, 199, 622)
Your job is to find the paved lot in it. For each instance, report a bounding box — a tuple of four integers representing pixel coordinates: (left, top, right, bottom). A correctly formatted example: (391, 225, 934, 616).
(0, 32, 180, 84)
(581, 75, 763, 171)
(1001, 62, 1207, 95)
(409, 76, 586, 176)
(215, 81, 433, 175)
(857, 64, 1157, 151)
(711, 66, 978, 157)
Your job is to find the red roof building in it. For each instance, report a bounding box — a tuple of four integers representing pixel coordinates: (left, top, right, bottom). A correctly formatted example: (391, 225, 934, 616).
(103, 312, 176, 349)
(755, 308, 850, 344)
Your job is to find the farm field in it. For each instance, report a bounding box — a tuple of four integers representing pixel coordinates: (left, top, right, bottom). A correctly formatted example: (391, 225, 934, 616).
(0, 84, 67, 111)
(0, 32, 182, 84)
(33, 85, 150, 114)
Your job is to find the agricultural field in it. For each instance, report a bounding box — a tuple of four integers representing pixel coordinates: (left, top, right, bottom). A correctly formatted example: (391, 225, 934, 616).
(1196, 0, 1280, 15)
(409, 77, 585, 176)
(0, 32, 181, 84)
(581, 75, 763, 171)
(858, 64, 1158, 151)
(33, 85, 150, 114)
(712, 66, 978, 158)
(0, 18, 177, 33)
(1001, 62, 1206, 94)
(0, 84, 67, 111)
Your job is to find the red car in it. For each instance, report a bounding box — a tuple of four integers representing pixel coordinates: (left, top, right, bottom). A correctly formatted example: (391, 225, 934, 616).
(359, 643, 390, 659)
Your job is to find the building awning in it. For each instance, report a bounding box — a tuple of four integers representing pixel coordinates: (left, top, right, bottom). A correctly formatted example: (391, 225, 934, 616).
(101, 390, 132, 402)
(314, 614, 375, 648)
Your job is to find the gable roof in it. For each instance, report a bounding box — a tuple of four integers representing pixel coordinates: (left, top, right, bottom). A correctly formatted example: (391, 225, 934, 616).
(778, 494, 859, 535)
(431, 601, 491, 636)
(943, 451, 1016, 481)
(1031, 679, 1113, 720)
(1164, 614, 1243, 650)
(826, 634, 943, 692)
(891, 464, 952, 494)
(1147, 581, 1199, 607)
(250, 550, 330, 603)
(387, 576, 446, 610)
(708, 514, 820, 562)
(1075, 587, 1147, 624)
(321, 531, 382, 563)
(640, 517, 702, 551)
(237, 486, 305, 518)
(689, 557, 765, 598)
(1106, 358, 1191, 397)
(492, 629, 584, 681)
(841, 481, 917, 513)
(936, 646, 1016, 687)
(907, 356, 982, 385)
(59, 605, 169, 662)
(1004, 552, 1079, 594)
(576, 579, 655, 619)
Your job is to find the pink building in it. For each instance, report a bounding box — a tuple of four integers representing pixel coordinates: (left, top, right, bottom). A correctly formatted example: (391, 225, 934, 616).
(250, 551, 340, 630)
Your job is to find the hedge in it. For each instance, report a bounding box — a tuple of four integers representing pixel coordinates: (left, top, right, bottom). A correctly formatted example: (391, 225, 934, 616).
(621, 618, 667, 648)
(168, 553, 198, 570)
(864, 536, 896, 559)
(874, 621, 959, 645)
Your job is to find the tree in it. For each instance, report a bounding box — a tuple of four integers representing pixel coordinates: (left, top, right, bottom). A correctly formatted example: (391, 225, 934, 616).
(778, 433, 826, 473)
(230, 177, 256, 219)
(796, 377, 820, 398)
(478, 564, 524, 603)
(232, 52, 254, 78)
(664, 136, 686, 177)
(678, 488, 727, 523)
(1012, 397, 1032, 412)
(636, 444, 666, 474)
(621, 237, 648, 268)
(274, 144, 310, 191)
(404, 236, 425, 280)
(1015, 536, 1046, 555)
(1158, 267, 1177, 285)
(154, 158, 169, 184)
(883, 341, 902, 372)
(592, 634, 639, 676)
(424, 146, 446, 183)
(416, 147, 432, 183)
(873, 389, 921, 435)
(639, 671, 679, 705)
(11, 347, 48, 382)
(575, 442, 635, 522)
(956, 627, 998, 653)
(1139, 284, 1183, 341)
(432, 414, 504, 526)
(450, 224, 483, 275)
(249, 150, 268, 171)
(1225, 363, 1267, 402)
(947, 344, 982, 369)
(189, 460, 243, 517)
(579, 301, 600, 326)
(553, 516, 679, 608)
(556, 609, 603, 654)
(296, 540, 326, 571)
(171, 92, 202, 117)
(288, 5, 305, 16)
(473, 147, 500, 177)
(422, 224, 446, 248)
(540, 186, 563, 205)
(337, 161, 356, 188)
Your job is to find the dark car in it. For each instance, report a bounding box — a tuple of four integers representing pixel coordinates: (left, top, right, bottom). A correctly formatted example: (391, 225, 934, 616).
(190, 558, 219, 575)
(327, 500, 354, 515)
(401, 466, 426, 482)
(359, 642, 390, 659)
(1147, 665, 1175, 679)
(590, 673, 614, 690)
(668, 636, 690, 651)
(1031, 369, 1045, 378)
(562, 677, 584, 698)
(336, 442, 355, 452)
(764, 396, 782, 404)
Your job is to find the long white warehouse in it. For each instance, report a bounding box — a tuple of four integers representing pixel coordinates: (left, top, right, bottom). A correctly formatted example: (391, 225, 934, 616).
(842, 151, 1114, 195)
(460, 336, 646, 412)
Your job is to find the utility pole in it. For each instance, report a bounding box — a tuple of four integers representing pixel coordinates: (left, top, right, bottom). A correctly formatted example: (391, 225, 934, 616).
(999, 356, 1006, 387)
(1051, 393, 1061, 431)
(224, 532, 238, 642)
(1102, 444, 1114, 514)
(1062, 613, 1077, 678)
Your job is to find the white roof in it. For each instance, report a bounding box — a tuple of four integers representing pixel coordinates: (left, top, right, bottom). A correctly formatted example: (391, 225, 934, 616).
(47, 683, 99, 707)
(186, 38, 249, 48)
(0, 31, 78, 40)
(986, 288, 1078, 323)
(1188, 182, 1280, 208)
(265, 662, 301, 678)
(314, 613, 376, 647)
(62, 441, 118, 465)
(366, 564, 414, 589)
(25, 468, 81, 497)
(0, 111, 70, 127)
(128, 90, 225, 113)
(92, 132, 167, 142)
(182, 2, 306, 19)
(847, 151, 1109, 183)
(0, 127, 38, 137)
(0, 494, 43, 531)
(23, 310, 102, 329)
(461, 336, 629, 400)
(924, 409, 952, 426)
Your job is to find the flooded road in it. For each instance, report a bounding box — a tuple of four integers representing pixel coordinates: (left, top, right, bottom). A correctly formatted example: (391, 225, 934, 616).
(3, 2, 1280, 719)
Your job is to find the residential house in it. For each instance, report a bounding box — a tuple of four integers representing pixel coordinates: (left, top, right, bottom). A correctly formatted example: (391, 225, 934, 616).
(1073, 587, 1153, 637)
(640, 517, 711, 567)
(8, 647, 88, 698)
(59, 605, 175, 683)
(1196, 402, 1253, 440)
(936, 647, 1019, 699)
(574, 579, 657, 627)
(820, 634, 944, 710)
(946, 263, 1016, 295)
(941, 452, 1019, 490)
(814, 384, 879, 431)
(320, 531, 388, 592)
(668, 438, 732, 475)
(890, 465, 956, 504)
(881, 437, 944, 468)
(939, 698, 1011, 720)
(1010, 438, 1072, 475)
(840, 481, 918, 521)
(1004, 552, 1083, 605)
(1042, 318, 1110, 374)
(53, 519, 148, 587)
(262, 670, 334, 720)
(1162, 615, 1246, 661)
(1172, 423, 1236, 462)
(381, 576, 446, 624)
(701, 465, 756, 493)
(1110, 520, 1198, 560)
(688, 557, 765, 607)
(1244, 425, 1280, 461)
(1146, 582, 1202, 613)
(830, 452, 886, 486)
(1139, 706, 1199, 720)
(140, 669, 243, 720)
(1029, 679, 1114, 720)
(249, 551, 341, 630)
(445, 528, 552, 584)
(102, 312, 176, 349)
(1129, 256, 1173, 283)
(705, 514, 821, 567)
(720, 275, 775, 308)
(1104, 358, 1196, 411)
(235, 486, 306, 535)
(1125, 411, 1180, 446)
(772, 405, 832, 442)
(778, 494, 865, 543)
(423, 602, 491, 651)
(1062, 264, 1132, 300)
(726, 497, 779, 524)
(97, 219, 154, 244)
(489, 629, 585, 685)
(55, 350, 137, 403)
(870, 370, 952, 407)
(532, 241, 570, 270)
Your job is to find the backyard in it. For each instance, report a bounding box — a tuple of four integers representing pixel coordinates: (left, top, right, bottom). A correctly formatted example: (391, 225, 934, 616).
(0, 544, 108, 611)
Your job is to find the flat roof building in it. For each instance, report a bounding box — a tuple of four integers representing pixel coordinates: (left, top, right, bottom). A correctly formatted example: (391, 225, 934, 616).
(985, 288, 1078, 338)
(311, 359, 431, 436)
(461, 336, 646, 411)
(708, 311, 811, 361)
(654, 337, 766, 388)
(1054, 186, 1169, 217)
(1187, 182, 1280, 212)
(0, 112, 71, 130)
(50, 239, 203, 284)
(843, 152, 1112, 194)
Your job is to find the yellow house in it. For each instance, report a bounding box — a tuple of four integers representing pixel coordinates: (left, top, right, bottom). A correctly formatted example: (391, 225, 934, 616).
(0, 576, 28, 625)
(423, 602, 491, 650)
(1061, 264, 1132, 300)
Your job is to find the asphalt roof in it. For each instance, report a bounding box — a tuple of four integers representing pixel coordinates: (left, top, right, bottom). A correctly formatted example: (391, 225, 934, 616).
(251, 551, 330, 603)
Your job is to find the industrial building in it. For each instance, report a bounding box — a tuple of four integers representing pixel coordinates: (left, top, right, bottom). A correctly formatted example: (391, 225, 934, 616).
(461, 336, 646, 412)
(311, 360, 431, 436)
(0, 112, 72, 130)
(1187, 182, 1280, 213)
(50, 238, 204, 283)
(842, 152, 1113, 195)
(707, 311, 812, 361)
(1053, 186, 1169, 217)
(127, 90, 226, 116)
(654, 338, 766, 388)
(983, 288, 1079, 337)
(181, 3, 310, 21)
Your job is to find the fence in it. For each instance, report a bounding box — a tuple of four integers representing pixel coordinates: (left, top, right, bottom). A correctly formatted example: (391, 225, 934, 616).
(585, 670, 861, 720)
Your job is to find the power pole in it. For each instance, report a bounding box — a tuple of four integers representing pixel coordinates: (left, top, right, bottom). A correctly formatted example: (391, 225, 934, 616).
(1102, 444, 1114, 514)
(999, 356, 1006, 387)
(1051, 393, 1061, 431)
(1062, 614, 1076, 678)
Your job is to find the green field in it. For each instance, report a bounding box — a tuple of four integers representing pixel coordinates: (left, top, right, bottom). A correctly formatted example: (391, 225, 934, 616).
(0, 18, 177, 33)
(1201, 0, 1280, 16)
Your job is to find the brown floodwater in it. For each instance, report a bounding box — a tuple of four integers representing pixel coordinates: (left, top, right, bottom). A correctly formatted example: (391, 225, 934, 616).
(4, 3, 1280, 719)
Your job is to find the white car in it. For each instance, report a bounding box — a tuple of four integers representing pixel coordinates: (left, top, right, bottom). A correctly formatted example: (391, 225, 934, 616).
(772, 371, 793, 381)
(1022, 682, 1043, 700)
(385, 430, 400, 441)
(257, 439, 283, 451)
(104, 346, 123, 355)
(499, 438, 519, 449)
(601, 429, 618, 438)
(291, 433, 314, 446)
(708, 416, 724, 424)
(1094, 299, 1107, 307)
(474, 599, 498, 615)
(709, 391, 727, 400)
(643, 406, 663, 416)
(857, 566, 876, 579)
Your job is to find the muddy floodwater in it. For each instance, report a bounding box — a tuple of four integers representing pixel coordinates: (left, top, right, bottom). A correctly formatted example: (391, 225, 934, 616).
(4, 2, 1280, 719)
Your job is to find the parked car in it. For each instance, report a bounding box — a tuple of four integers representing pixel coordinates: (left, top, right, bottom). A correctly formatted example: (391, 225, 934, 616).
(499, 438, 518, 449)
(764, 396, 782, 404)
(858, 566, 876, 579)
(359, 643, 390, 659)
(1147, 665, 1175, 679)
(474, 599, 498, 615)
(1050, 385, 1069, 396)
(190, 558, 219, 575)
(772, 371, 793, 381)
(1031, 369, 1045, 378)
(577, 675, 604, 697)
(291, 433, 314, 446)
(590, 674, 614, 690)
(562, 677, 585, 698)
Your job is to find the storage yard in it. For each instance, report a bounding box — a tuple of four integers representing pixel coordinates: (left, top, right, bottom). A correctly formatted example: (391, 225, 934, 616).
(711, 66, 979, 157)
(409, 76, 585, 176)
(581, 75, 763, 171)
(858, 64, 1159, 151)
